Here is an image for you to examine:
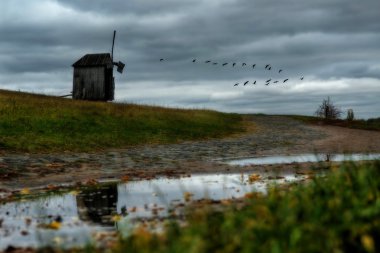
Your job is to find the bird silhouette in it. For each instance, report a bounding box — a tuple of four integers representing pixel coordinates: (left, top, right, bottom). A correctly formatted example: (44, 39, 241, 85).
(268, 67, 272, 70)
(234, 83, 239, 86)
(205, 60, 211, 63)
(265, 64, 270, 69)
(232, 63, 236, 67)
(266, 79, 271, 83)
(265, 83, 269, 86)
(283, 79, 289, 83)
(300, 77, 304, 80)
(222, 63, 228, 66)
(252, 64, 256, 69)
(242, 63, 247, 66)
(213, 62, 218, 65)
(273, 81, 279, 83)
(244, 81, 249, 86)
(160, 59, 164, 61)
(192, 59, 196, 62)
(279, 69, 283, 73)
(253, 81, 257, 84)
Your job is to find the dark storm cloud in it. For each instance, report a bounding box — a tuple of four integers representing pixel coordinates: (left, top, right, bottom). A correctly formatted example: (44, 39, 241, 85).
(1, 0, 379, 118)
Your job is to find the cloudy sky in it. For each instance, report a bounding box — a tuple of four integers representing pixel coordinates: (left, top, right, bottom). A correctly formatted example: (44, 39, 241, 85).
(1, 0, 379, 118)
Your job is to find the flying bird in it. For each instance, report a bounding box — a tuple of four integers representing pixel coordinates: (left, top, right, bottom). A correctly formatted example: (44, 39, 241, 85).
(283, 79, 289, 83)
(300, 77, 304, 80)
(213, 62, 218, 65)
(234, 83, 239, 86)
(242, 63, 247, 66)
(266, 79, 271, 83)
(192, 59, 196, 62)
(252, 64, 256, 69)
(205, 60, 211, 63)
(265, 64, 270, 69)
(273, 81, 279, 83)
(222, 63, 228, 66)
(232, 63, 236, 67)
(279, 69, 283, 73)
(160, 59, 164, 61)
(268, 67, 272, 70)
(253, 81, 257, 84)
(244, 81, 249, 86)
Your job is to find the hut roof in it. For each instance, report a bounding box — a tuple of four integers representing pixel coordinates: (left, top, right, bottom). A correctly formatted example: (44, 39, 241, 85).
(72, 53, 112, 67)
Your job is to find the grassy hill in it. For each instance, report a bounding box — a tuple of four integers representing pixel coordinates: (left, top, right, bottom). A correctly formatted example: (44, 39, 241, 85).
(0, 90, 245, 152)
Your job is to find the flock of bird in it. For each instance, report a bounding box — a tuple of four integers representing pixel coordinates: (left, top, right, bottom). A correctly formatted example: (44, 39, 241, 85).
(159, 58, 304, 86)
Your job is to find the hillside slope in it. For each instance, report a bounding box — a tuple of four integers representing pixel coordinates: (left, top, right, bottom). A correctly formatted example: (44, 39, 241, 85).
(0, 90, 245, 152)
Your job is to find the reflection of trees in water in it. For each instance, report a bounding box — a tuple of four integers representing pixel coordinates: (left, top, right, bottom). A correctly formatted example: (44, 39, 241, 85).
(324, 153, 335, 162)
(76, 184, 118, 226)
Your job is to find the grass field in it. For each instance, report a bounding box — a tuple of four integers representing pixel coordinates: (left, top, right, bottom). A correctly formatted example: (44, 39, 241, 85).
(108, 161, 380, 253)
(0, 90, 245, 152)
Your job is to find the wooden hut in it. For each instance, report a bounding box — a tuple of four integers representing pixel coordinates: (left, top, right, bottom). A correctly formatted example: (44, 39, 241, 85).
(72, 53, 115, 101)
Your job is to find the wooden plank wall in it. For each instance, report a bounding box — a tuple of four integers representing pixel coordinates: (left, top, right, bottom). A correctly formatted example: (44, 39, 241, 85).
(73, 67, 106, 100)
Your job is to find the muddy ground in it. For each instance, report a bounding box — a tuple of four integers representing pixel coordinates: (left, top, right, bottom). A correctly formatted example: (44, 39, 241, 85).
(1, 115, 380, 191)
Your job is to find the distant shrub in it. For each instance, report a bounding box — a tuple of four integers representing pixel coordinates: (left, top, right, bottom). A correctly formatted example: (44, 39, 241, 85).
(346, 109, 354, 121)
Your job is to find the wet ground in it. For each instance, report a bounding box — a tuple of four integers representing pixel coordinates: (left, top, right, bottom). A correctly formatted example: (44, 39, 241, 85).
(0, 171, 308, 250)
(1, 115, 380, 251)
(0, 116, 325, 190)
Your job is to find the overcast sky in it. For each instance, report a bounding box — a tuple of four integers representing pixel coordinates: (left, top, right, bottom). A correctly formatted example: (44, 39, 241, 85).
(1, 0, 379, 118)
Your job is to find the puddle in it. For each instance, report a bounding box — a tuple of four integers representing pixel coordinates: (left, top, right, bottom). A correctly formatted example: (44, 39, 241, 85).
(0, 172, 306, 250)
(226, 153, 380, 166)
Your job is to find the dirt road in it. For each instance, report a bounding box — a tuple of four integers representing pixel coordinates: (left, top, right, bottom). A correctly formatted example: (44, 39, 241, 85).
(1, 115, 380, 190)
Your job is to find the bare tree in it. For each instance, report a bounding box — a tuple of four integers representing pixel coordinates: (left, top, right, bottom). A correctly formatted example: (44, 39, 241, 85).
(315, 97, 342, 120)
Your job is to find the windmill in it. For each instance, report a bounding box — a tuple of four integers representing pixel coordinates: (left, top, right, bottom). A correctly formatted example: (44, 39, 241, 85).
(72, 30, 125, 101)
(111, 30, 125, 74)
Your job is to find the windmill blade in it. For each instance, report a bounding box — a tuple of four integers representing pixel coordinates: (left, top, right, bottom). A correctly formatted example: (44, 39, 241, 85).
(114, 61, 125, 73)
(111, 30, 116, 61)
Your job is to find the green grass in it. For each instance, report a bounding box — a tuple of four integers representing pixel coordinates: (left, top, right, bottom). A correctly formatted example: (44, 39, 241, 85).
(289, 115, 380, 131)
(0, 90, 245, 152)
(108, 161, 380, 253)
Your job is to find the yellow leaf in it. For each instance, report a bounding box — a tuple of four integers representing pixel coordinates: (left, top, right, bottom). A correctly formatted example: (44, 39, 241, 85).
(361, 234, 375, 252)
(183, 192, 193, 202)
(47, 221, 61, 230)
(111, 214, 122, 222)
(20, 188, 30, 195)
(69, 190, 79, 196)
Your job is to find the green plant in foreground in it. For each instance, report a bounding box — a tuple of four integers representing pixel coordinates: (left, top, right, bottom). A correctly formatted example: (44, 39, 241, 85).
(110, 161, 380, 253)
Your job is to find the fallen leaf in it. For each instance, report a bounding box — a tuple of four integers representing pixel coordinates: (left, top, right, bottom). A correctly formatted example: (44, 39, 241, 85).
(44, 221, 62, 230)
(248, 174, 261, 183)
(20, 188, 30, 195)
(46, 163, 63, 168)
(69, 190, 79, 196)
(183, 192, 193, 202)
(46, 184, 59, 190)
(85, 179, 98, 186)
(121, 175, 130, 182)
(111, 215, 122, 222)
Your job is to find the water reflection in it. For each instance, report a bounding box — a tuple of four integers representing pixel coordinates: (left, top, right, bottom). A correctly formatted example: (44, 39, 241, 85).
(0, 172, 304, 250)
(226, 153, 380, 166)
(77, 184, 118, 226)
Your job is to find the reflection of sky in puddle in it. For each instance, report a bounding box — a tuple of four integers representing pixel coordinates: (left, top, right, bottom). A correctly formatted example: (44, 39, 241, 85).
(0, 172, 304, 250)
(226, 153, 380, 166)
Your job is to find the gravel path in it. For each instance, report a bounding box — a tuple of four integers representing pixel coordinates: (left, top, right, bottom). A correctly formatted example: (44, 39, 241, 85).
(1, 115, 379, 190)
